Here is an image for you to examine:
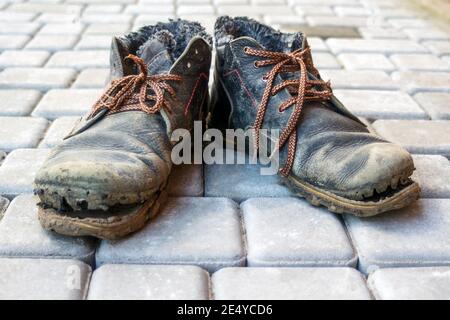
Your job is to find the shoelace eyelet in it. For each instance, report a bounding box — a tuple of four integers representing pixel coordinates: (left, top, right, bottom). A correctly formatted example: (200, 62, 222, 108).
(243, 46, 250, 54)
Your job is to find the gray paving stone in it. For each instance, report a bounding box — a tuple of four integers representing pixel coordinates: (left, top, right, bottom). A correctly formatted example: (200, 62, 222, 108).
(0, 117, 49, 152)
(388, 18, 433, 29)
(0, 50, 50, 68)
(411, 155, 450, 199)
(0, 12, 36, 22)
(204, 150, 292, 202)
(313, 52, 341, 69)
(294, 5, 334, 16)
(75, 35, 111, 50)
(334, 6, 370, 17)
(0, 195, 97, 264)
(422, 40, 450, 56)
(326, 38, 428, 54)
(242, 197, 356, 267)
(46, 50, 109, 69)
(307, 16, 376, 28)
(390, 54, 450, 72)
(84, 4, 123, 14)
(25, 34, 78, 51)
(0, 258, 91, 300)
(0, 35, 30, 50)
(7, 3, 83, 14)
(0, 148, 50, 197)
(0, 90, 41, 116)
(39, 117, 79, 148)
(125, 4, 175, 14)
(320, 70, 398, 90)
(391, 71, 450, 94)
(84, 23, 130, 35)
(337, 53, 396, 71)
(212, 267, 372, 300)
(373, 120, 450, 155)
(307, 37, 329, 52)
(345, 199, 450, 274)
(414, 92, 450, 120)
(32, 89, 100, 119)
(333, 90, 427, 120)
(358, 27, 407, 39)
(36, 13, 79, 23)
(167, 164, 203, 197)
(88, 264, 210, 300)
(96, 197, 245, 272)
(368, 267, 450, 300)
(81, 13, 133, 24)
(38, 23, 85, 35)
(0, 22, 40, 35)
(0, 68, 77, 91)
(72, 68, 109, 88)
(404, 27, 450, 41)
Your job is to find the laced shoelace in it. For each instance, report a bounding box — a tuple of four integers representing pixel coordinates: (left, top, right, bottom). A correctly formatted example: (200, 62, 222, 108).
(89, 54, 182, 119)
(244, 45, 333, 176)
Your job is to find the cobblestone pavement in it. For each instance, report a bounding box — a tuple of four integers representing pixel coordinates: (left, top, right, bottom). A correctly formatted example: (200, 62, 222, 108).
(1, 0, 450, 300)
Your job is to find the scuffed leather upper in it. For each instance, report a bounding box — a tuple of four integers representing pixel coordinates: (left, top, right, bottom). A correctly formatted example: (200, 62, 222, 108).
(212, 16, 414, 199)
(35, 20, 212, 210)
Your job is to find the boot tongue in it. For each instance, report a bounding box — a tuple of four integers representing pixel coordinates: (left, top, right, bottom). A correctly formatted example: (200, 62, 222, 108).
(137, 30, 175, 75)
(286, 32, 304, 52)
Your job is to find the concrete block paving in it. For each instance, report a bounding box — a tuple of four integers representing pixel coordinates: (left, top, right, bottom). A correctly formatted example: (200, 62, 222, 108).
(0, 0, 450, 300)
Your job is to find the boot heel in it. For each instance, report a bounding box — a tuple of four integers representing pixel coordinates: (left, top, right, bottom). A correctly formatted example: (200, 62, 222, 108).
(208, 73, 233, 131)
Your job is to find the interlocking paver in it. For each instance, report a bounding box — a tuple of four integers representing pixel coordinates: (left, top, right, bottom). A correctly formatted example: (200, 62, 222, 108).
(84, 23, 131, 35)
(326, 38, 427, 54)
(389, 18, 432, 29)
(36, 13, 79, 23)
(333, 90, 427, 120)
(345, 199, 450, 274)
(414, 92, 450, 120)
(32, 89, 101, 119)
(204, 150, 292, 202)
(412, 155, 450, 199)
(404, 27, 450, 41)
(422, 40, 450, 56)
(0, 117, 49, 152)
(7, 3, 83, 14)
(294, 5, 334, 16)
(88, 265, 210, 300)
(75, 35, 111, 50)
(313, 52, 341, 69)
(212, 267, 372, 300)
(46, 50, 109, 69)
(0, 148, 50, 197)
(167, 164, 203, 197)
(0, 11, 36, 22)
(0, 22, 40, 35)
(373, 120, 450, 155)
(72, 68, 109, 88)
(0, 67, 77, 91)
(25, 34, 78, 51)
(125, 4, 175, 14)
(96, 197, 245, 272)
(390, 54, 450, 72)
(368, 267, 450, 300)
(0, 195, 97, 264)
(307, 16, 375, 27)
(84, 4, 123, 14)
(81, 13, 133, 24)
(242, 197, 356, 267)
(320, 70, 398, 90)
(337, 53, 395, 71)
(0, 90, 41, 116)
(38, 23, 85, 35)
(0, 35, 30, 50)
(0, 258, 91, 300)
(39, 117, 79, 148)
(0, 50, 50, 68)
(358, 27, 407, 39)
(392, 71, 450, 93)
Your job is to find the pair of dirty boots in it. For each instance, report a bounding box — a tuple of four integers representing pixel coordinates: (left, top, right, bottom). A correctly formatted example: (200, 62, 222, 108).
(34, 17, 420, 240)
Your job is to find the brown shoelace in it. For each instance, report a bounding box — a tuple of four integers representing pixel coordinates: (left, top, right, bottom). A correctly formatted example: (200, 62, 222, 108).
(244, 45, 333, 176)
(89, 54, 182, 118)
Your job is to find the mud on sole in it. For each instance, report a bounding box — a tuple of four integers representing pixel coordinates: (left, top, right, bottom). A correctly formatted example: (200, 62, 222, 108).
(284, 175, 420, 217)
(38, 191, 167, 240)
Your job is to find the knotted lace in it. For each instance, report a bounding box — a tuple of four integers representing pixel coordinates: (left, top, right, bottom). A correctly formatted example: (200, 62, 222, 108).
(244, 45, 333, 176)
(89, 54, 182, 118)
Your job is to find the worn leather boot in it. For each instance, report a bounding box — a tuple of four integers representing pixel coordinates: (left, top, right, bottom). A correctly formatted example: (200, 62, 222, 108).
(210, 16, 419, 216)
(34, 20, 212, 239)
